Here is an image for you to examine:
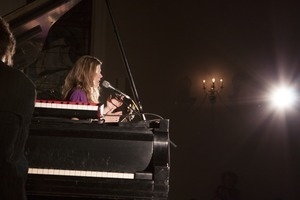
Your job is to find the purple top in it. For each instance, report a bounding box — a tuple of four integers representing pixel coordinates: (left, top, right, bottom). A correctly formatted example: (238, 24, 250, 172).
(68, 88, 88, 103)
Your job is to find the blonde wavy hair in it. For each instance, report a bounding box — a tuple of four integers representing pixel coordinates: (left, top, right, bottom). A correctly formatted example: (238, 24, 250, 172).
(0, 17, 16, 66)
(61, 55, 102, 103)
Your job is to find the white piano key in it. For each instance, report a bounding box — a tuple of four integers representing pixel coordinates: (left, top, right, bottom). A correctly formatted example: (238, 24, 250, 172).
(93, 171, 100, 177)
(28, 168, 135, 179)
(75, 170, 81, 176)
(43, 169, 47, 174)
(35, 102, 42, 107)
(59, 170, 65, 175)
(48, 169, 54, 174)
(77, 104, 84, 110)
(69, 170, 76, 176)
(86, 171, 92, 177)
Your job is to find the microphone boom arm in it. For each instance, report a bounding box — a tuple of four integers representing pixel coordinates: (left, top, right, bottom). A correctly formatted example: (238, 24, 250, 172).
(105, 0, 145, 120)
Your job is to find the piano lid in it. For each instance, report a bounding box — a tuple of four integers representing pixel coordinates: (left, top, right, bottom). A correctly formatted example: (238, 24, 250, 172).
(3, 0, 82, 71)
(3, 0, 94, 100)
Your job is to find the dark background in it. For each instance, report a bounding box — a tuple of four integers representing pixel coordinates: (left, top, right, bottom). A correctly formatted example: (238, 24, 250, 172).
(104, 1, 300, 200)
(2, 0, 300, 199)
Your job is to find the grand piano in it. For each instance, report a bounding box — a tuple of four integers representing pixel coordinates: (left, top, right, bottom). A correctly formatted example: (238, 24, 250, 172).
(4, 0, 170, 199)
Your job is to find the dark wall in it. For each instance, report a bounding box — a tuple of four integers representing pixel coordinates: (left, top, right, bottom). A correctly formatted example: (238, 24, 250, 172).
(103, 1, 300, 199)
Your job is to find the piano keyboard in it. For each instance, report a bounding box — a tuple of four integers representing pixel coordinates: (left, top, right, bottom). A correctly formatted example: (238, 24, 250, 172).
(35, 100, 98, 111)
(34, 100, 102, 119)
(28, 168, 134, 179)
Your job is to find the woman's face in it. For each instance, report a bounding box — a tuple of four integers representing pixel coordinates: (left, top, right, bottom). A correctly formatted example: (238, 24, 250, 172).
(93, 64, 102, 87)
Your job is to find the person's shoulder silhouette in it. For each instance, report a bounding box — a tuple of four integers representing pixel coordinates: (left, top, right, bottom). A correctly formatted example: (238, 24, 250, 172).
(213, 171, 240, 200)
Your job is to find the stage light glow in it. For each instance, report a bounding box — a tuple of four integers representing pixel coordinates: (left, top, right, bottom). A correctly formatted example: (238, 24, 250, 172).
(270, 86, 297, 109)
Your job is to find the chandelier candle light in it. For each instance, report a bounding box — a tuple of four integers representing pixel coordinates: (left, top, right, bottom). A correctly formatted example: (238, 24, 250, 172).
(202, 78, 224, 104)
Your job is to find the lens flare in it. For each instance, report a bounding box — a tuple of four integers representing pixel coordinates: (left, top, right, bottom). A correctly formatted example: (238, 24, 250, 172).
(270, 87, 297, 109)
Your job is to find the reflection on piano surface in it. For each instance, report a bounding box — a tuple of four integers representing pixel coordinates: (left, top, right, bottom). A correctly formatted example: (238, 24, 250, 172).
(4, 0, 170, 199)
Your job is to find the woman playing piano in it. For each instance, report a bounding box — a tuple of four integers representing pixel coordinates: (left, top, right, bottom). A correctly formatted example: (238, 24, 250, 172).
(61, 55, 123, 122)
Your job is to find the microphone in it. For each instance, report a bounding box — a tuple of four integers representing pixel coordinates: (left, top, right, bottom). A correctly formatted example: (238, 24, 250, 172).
(102, 80, 131, 99)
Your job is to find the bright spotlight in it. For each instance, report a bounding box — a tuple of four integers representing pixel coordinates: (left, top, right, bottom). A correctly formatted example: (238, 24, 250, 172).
(270, 86, 297, 109)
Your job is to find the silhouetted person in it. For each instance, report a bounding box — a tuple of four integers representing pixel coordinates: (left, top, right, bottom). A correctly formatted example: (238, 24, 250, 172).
(0, 17, 36, 200)
(213, 171, 240, 200)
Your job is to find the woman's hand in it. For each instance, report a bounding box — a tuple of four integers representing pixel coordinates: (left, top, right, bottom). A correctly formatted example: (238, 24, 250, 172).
(103, 95, 123, 122)
(104, 95, 123, 114)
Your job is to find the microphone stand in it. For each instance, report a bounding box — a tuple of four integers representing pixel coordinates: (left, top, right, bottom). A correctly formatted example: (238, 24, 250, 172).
(105, 0, 146, 120)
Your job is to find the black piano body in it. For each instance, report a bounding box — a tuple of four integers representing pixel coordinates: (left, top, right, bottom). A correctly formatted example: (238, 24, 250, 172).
(26, 117, 170, 199)
(4, 0, 171, 199)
